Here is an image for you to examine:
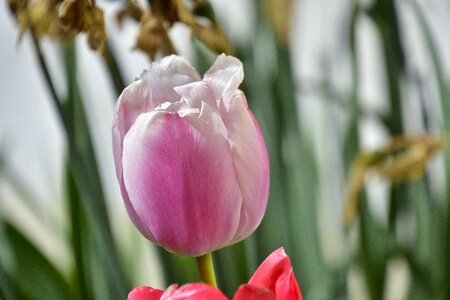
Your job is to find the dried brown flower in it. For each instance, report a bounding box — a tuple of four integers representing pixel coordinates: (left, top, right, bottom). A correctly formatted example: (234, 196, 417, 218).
(59, 0, 107, 51)
(8, 0, 64, 40)
(116, 2, 144, 26)
(342, 135, 443, 225)
(117, 0, 234, 60)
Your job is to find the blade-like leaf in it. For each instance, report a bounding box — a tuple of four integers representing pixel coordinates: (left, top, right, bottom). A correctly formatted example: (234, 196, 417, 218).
(3, 222, 73, 300)
(409, 2, 450, 298)
(62, 40, 130, 299)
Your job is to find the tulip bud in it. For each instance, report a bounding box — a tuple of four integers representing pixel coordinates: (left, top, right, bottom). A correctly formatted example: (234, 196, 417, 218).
(112, 54, 270, 256)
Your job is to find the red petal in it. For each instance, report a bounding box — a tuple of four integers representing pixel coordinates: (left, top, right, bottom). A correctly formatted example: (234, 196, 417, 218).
(128, 286, 164, 300)
(233, 284, 276, 300)
(161, 283, 227, 300)
(248, 247, 302, 300)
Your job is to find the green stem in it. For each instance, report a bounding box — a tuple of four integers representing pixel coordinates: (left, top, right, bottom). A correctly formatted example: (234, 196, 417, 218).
(102, 43, 126, 98)
(196, 253, 217, 288)
(30, 30, 66, 124)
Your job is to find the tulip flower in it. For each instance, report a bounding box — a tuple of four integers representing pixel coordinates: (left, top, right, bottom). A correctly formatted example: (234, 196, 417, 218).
(112, 54, 270, 257)
(127, 248, 302, 300)
(244, 247, 302, 300)
(128, 284, 227, 300)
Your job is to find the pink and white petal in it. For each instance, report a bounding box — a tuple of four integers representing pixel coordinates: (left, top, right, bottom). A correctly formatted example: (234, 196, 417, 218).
(203, 54, 243, 106)
(113, 79, 154, 179)
(183, 101, 228, 141)
(174, 81, 216, 109)
(113, 55, 199, 165)
(119, 177, 156, 241)
(128, 286, 164, 300)
(222, 91, 270, 237)
(122, 111, 243, 256)
(142, 55, 201, 104)
(233, 285, 276, 300)
(161, 283, 227, 300)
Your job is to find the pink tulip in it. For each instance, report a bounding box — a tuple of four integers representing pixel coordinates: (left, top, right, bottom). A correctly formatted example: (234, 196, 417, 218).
(112, 54, 270, 256)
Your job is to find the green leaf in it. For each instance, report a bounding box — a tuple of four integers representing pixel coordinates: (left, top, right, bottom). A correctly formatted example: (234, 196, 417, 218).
(3, 222, 73, 300)
(0, 265, 21, 300)
(66, 165, 95, 300)
(359, 197, 392, 300)
(103, 43, 126, 98)
(344, 2, 361, 171)
(367, 0, 405, 136)
(409, 2, 450, 298)
(62, 40, 130, 299)
(214, 241, 250, 297)
(0, 217, 20, 300)
(192, 39, 217, 75)
(30, 32, 131, 299)
(156, 247, 198, 285)
(407, 179, 439, 299)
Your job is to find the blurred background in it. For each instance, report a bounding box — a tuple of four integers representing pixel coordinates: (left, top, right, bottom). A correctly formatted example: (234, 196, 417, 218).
(1, 0, 449, 299)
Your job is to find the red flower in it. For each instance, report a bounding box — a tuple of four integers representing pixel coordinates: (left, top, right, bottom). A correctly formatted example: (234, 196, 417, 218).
(128, 286, 164, 300)
(128, 248, 302, 300)
(128, 284, 226, 300)
(233, 285, 275, 300)
(244, 247, 302, 300)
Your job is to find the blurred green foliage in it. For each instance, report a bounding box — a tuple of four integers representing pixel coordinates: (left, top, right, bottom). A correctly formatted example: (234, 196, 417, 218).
(1, 0, 449, 299)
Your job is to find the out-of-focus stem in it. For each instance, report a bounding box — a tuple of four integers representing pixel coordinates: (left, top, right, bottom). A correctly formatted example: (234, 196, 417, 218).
(102, 43, 126, 97)
(196, 252, 218, 288)
(30, 30, 66, 122)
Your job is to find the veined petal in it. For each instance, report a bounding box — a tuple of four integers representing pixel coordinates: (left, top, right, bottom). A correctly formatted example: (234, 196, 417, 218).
(113, 55, 200, 166)
(118, 177, 156, 241)
(174, 81, 216, 109)
(184, 101, 228, 141)
(122, 111, 242, 256)
(113, 79, 153, 179)
(112, 81, 157, 241)
(203, 54, 243, 107)
(142, 55, 201, 104)
(222, 91, 270, 238)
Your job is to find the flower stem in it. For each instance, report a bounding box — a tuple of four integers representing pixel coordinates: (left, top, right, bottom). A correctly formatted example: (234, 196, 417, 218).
(30, 30, 65, 121)
(196, 253, 217, 288)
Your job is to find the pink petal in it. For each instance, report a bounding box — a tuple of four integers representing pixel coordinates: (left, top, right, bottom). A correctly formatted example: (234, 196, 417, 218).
(161, 283, 227, 300)
(121, 111, 243, 256)
(128, 286, 164, 300)
(142, 55, 201, 104)
(174, 81, 216, 109)
(113, 56, 200, 171)
(233, 285, 276, 300)
(203, 54, 243, 106)
(117, 176, 156, 241)
(112, 80, 157, 241)
(222, 91, 270, 238)
(113, 79, 153, 179)
(248, 248, 302, 300)
(113, 56, 200, 242)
